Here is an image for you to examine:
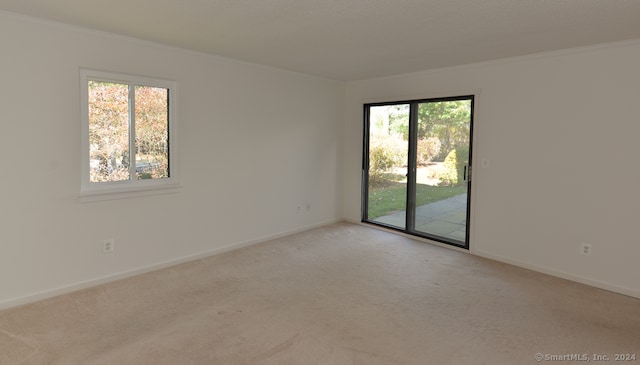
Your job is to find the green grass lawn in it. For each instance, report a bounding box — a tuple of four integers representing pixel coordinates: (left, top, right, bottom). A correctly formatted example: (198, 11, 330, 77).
(367, 183, 466, 219)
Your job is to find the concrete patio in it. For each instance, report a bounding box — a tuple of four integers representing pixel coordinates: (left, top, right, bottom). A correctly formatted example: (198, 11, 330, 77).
(372, 193, 468, 244)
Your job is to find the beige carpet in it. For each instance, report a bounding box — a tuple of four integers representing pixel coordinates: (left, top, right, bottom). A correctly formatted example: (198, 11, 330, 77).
(1, 222, 639, 364)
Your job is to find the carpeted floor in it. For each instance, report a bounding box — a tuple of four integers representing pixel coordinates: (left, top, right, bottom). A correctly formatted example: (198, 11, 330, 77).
(1, 222, 639, 364)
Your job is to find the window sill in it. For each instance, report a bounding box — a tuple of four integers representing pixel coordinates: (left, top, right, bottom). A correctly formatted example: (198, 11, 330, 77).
(78, 184, 181, 203)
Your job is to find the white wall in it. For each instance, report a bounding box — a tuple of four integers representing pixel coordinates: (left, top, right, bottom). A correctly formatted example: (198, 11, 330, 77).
(344, 41, 640, 298)
(0, 12, 345, 308)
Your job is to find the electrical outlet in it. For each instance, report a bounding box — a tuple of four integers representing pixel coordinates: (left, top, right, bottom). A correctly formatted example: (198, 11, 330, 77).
(306, 202, 311, 212)
(580, 243, 591, 256)
(103, 239, 114, 253)
(296, 205, 303, 214)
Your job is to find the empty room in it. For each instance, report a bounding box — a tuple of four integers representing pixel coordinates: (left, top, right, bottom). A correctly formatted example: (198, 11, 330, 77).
(1, 1, 639, 364)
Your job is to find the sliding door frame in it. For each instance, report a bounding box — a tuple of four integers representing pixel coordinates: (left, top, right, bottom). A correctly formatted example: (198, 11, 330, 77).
(362, 95, 474, 250)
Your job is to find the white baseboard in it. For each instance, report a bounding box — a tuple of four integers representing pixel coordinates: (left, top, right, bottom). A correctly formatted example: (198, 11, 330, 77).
(349, 218, 639, 299)
(4, 218, 635, 311)
(0, 218, 343, 311)
(471, 250, 640, 299)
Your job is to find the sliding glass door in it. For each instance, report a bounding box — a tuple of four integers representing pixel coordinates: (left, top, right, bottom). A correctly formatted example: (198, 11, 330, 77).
(363, 96, 474, 248)
(364, 104, 410, 229)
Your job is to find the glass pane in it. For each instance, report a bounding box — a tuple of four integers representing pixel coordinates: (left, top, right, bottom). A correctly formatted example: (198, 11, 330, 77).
(367, 104, 410, 229)
(88, 81, 130, 182)
(135, 86, 169, 180)
(414, 100, 471, 244)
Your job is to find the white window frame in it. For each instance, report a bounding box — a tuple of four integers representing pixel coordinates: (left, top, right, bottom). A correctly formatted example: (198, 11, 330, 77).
(80, 69, 179, 201)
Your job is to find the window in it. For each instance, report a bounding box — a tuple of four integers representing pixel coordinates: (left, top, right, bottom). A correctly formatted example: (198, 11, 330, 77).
(80, 70, 178, 199)
(362, 95, 474, 248)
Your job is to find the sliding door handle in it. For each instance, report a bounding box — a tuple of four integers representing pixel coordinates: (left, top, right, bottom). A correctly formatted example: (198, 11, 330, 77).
(463, 164, 471, 182)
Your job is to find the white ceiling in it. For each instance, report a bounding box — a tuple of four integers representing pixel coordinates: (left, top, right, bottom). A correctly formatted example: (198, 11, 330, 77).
(2, 0, 640, 80)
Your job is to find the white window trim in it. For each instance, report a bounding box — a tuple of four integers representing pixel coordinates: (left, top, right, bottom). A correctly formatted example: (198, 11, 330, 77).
(79, 69, 180, 202)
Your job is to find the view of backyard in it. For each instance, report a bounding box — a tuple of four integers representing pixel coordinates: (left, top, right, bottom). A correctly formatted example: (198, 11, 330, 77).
(365, 98, 472, 244)
(367, 166, 466, 219)
(88, 81, 170, 182)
